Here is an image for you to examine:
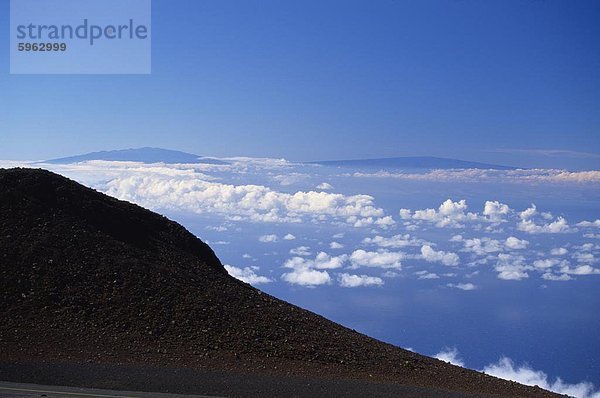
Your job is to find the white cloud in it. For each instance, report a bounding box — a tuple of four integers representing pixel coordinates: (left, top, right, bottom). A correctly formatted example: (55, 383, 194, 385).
(495, 253, 530, 280)
(89, 168, 390, 226)
(447, 283, 477, 291)
(505, 236, 529, 250)
(281, 252, 349, 286)
(284, 252, 347, 271)
(434, 347, 464, 367)
(433, 347, 600, 398)
(516, 204, 575, 234)
(462, 237, 503, 256)
(401, 199, 479, 228)
(415, 270, 440, 279)
(400, 199, 514, 228)
(483, 357, 600, 398)
(362, 234, 425, 248)
(374, 215, 396, 227)
(289, 246, 312, 256)
(329, 241, 344, 249)
(206, 225, 228, 232)
(550, 247, 568, 256)
(349, 250, 403, 270)
(533, 258, 566, 270)
(259, 234, 278, 243)
(338, 273, 384, 288)
(313, 252, 347, 269)
(577, 220, 600, 228)
(272, 173, 308, 186)
(352, 168, 600, 185)
(316, 182, 333, 190)
(281, 268, 331, 286)
(560, 265, 600, 276)
(573, 251, 596, 264)
(518, 217, 573, 234)
(483, 200, 511, 222)
(283, 233, 296, 240)
(541, 273, 573, 281)
(421, 245, 460, 266)
(520, 204, 538, 220)
(224, 265, 272, 285)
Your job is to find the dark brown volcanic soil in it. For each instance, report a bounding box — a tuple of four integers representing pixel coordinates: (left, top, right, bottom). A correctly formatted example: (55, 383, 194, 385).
(0, 168, 561, 398)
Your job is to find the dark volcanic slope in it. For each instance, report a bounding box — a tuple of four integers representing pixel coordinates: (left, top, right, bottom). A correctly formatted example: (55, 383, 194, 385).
(0, 169, 558, 398)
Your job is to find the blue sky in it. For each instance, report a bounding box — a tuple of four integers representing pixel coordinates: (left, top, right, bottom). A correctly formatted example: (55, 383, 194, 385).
(1, 0, 599, 168)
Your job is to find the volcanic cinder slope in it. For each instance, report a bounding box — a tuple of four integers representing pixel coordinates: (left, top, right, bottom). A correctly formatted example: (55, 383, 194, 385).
(0, 169, 560, 398)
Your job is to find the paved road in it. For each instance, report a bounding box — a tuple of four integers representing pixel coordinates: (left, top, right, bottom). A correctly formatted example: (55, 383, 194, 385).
(0, 362, 471, 398)
(0, 381, 222, 398)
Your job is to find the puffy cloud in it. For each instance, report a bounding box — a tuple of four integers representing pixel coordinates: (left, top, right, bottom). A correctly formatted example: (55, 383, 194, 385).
(495, 253, 530, 280)
(462, 237, 503, 256)
(289, 246, 312, 256)
(572, 251, 596, 264)
(505, 236, 529, 250)
(433, 347, 600, 398)
(550, 247, 568, 256)
(447, 283, 477, 291)
(206, 225, 228, 232)
(283, 233, 296, 240)
(483, 357, 600, 398)
(224, 265, 272, 285)
(281, 268, 331, 286)
(577, 220, 600, 228)
(313, 252, 347, 269)
(434, 347, 464, 367)
(517, 204, 575, 234)
(98, 172, 389, 227)
(284, 252, 347, 270)
(421, 245, 460, 266)
(483, 201, 511, 222)
(400, 199, 513, 228)
(329, 241, 344, 249)
(409, 199, 478, 228)
(415, 271, 440, 280)
(349, 250, 403, 270)
(338, 273, 384, 288)
(519, 204, 538, 220)
(374, 215, 396, 227)
(533, 258, 566, 270)
(542, 273, 573, 281)
(518, 217, 574, 234)
(559, 265, 600, 276)
(259, 234, 278, 243)
(282, 252, 348, 286)
(362, 234, 425, 248)
(316, 182, 333, 190)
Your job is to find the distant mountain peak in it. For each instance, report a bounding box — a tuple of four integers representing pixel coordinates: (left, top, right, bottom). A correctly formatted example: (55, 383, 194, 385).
(44, 147, 227, 165)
